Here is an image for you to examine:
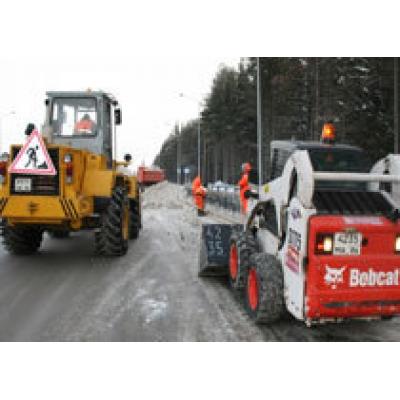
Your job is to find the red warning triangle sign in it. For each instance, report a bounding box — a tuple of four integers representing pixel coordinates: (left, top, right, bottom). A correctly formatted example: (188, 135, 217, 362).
(8, 130, 57, 176)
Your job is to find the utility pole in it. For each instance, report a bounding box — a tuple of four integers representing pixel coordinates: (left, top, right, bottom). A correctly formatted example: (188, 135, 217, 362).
(395, 57, 399, 154)
(197, 111, 201, 178)
(257, 57, 263, 191)
(179, 93, 203, 179)
(177, 120, 182, 184)
(314, 57, 320, 140)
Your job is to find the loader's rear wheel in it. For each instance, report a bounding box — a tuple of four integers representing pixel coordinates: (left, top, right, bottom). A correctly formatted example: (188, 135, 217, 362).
(95, 187, 129, 256)
(229, 231, 258, 290)
(244, 253, 284, 324)
(129, 201, 140, 240)
(0, 221, 43, 255)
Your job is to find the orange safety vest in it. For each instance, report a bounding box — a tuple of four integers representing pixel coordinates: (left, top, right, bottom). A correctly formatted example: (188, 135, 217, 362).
(74, 119, 94, 133)
(192, 176, 201, 195)
(195, 186, 206, 211)
(239, 172, 249, 214)
(192, 176, 201, 207)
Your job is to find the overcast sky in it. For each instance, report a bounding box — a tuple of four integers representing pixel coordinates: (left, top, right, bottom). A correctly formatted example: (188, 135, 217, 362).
(0, 57, 240, 170)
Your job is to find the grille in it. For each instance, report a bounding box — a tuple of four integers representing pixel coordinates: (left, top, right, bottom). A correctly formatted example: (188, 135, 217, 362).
(10, 147, 60, 195)
(312, 190, 393, 216)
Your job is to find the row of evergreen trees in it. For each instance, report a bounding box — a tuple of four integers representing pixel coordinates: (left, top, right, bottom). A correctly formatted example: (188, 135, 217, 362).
(154, 58, 399, 185)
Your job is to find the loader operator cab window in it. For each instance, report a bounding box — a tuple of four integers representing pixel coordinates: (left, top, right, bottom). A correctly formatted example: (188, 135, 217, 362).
(51, 98, 98, 137)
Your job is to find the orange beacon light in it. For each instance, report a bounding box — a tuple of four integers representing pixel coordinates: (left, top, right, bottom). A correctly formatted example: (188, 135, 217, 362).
(321, 122, 336, 144)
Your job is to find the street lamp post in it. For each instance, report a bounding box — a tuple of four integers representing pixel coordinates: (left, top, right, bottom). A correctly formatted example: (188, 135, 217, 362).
(256, 57, 263, 193)
(395, 57, 399, 154)
(197, 108, 201, 178)
(179, 93, 203, 179)
(177, 120, 182, 184)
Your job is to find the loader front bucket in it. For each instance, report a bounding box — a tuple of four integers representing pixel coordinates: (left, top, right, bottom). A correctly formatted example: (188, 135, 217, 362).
(198, 223, 243, 276)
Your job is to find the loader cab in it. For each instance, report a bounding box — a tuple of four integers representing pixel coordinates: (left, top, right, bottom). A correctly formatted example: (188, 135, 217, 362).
(43, 91, 121, 168)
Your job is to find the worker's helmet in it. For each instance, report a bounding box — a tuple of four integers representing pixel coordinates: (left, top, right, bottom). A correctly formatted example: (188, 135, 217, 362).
(25, 123, 36, 136)
(242, 162, 252, 173)
(321, 122, 336, 144)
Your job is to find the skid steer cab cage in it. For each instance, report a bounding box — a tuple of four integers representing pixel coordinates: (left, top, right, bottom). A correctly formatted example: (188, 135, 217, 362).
(274, 151, 400, 210)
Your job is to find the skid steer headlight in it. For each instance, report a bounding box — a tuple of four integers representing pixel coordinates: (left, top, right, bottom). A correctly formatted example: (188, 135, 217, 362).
(315, 234, 333, 255)
(395, 236, 400, 253)
(64, 153, 73, 164)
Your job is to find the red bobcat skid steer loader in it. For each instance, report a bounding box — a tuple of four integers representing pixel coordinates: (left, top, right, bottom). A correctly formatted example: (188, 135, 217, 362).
(199, 125, 400, 325)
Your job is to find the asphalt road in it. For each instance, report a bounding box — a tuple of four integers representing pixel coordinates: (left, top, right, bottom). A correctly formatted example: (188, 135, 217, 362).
(1, 194, 400, 341)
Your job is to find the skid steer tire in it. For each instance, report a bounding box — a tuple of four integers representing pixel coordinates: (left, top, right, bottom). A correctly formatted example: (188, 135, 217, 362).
(129, 202, 140, 240)
(95, 187, 129, 256)
(229, 230, 258, 290)
(244, 253, 285, 324)
(0, 221, 43, 255)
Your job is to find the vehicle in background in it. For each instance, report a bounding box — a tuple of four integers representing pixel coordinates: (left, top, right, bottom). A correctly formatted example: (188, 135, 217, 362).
(137, 166, 165, 190)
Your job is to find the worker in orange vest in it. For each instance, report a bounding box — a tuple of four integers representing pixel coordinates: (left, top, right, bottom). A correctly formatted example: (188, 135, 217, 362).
(192, 175, 206, 216)
(239, 162, 251, 214)
(195, 184, 207, 216)
(192, 175, 201, 197)
(74, 114, 96, 134)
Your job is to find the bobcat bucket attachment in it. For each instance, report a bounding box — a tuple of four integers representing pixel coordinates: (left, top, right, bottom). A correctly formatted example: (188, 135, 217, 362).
(198, 223, 243, 276)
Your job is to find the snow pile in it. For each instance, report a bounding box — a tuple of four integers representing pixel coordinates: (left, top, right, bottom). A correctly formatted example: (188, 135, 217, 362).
(142, 181, 185, 210)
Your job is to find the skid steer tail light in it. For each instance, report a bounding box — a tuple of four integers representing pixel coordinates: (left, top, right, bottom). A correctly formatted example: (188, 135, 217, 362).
(395, 235, 400, 253)
(315, 233, 333, 255)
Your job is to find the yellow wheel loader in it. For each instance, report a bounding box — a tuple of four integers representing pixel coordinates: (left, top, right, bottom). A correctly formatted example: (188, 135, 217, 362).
(0, 90, 141, 256)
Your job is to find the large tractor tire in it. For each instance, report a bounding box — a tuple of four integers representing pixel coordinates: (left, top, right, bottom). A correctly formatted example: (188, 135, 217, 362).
(129, 201, 140, 240)
(229, 230, 258, 290)
(95, 187, 129, 256)
(0, 220, 43, 255)
(244, 253, 285, 324)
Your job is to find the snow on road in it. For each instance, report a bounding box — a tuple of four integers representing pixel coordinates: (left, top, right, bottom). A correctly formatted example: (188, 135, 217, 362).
(0, 181, 400, 341)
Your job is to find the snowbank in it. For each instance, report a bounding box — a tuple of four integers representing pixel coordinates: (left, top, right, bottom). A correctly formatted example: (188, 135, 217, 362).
(142, 181, 185, 210)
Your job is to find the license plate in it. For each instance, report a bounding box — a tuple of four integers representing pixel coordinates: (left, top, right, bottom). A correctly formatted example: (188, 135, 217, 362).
(333, 232, 362, 255)
(15, 178, 32, 192)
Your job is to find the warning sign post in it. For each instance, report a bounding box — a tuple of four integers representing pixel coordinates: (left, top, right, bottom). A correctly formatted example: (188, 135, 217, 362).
(8, 130, 56, 176)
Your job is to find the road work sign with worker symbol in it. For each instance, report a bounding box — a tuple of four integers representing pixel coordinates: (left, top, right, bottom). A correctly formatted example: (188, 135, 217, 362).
(8, 130, 56, 176)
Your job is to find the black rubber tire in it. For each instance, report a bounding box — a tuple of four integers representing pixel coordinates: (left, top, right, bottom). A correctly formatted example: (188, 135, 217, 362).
(244, 253, 285, 324)
(48, 230, 70, 239)
(229, 230, 258, 290)
(129, 201, 140, 240)
(0, 220, 43, 255)
(95, 187, 129, 256)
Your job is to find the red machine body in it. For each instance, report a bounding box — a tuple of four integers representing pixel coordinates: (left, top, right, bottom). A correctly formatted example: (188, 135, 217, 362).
(137, 166, 165, 186)
(306, 215, 400, 320)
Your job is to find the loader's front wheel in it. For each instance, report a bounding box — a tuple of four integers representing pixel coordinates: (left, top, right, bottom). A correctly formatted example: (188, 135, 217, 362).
(244, 253, 284, 324)
(95, 187, 129, 256)
(0, 221, 43, 255)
